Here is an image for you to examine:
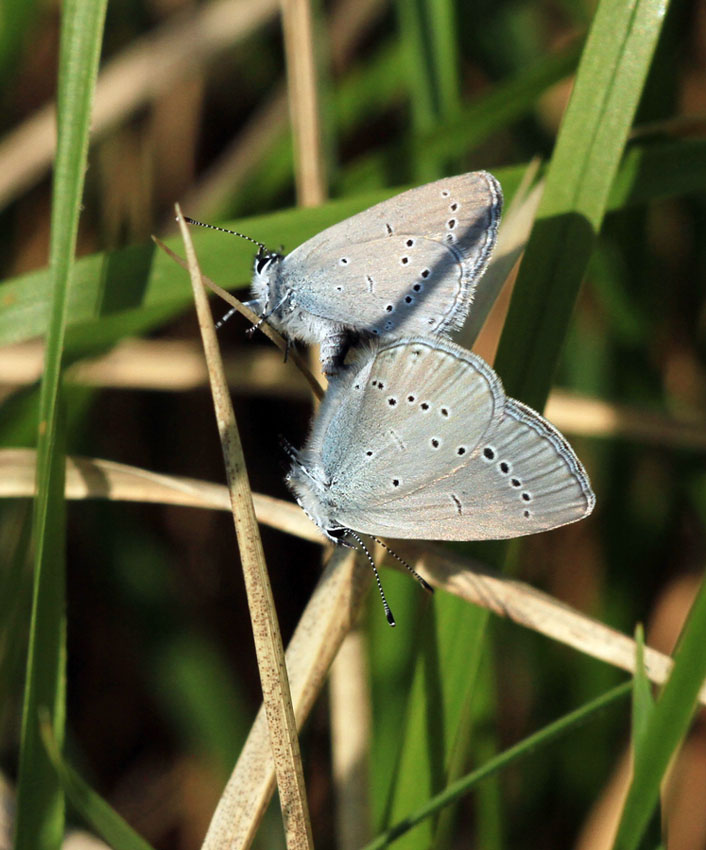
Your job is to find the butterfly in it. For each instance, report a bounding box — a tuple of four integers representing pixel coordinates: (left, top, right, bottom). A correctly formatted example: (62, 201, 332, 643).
(190, 172, 502, 375)
(286, 336, 594, 545)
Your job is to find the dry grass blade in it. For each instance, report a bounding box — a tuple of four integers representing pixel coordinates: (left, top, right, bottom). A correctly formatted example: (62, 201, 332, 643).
(280, 0, 327, 206)
(7, 338, 706, 449)
(0, 447, 330, 543)
(0, 0, 279, 210)
(153, 236, 324, 400)
(329, 629, 372, 850)
(545, 390, 706, 450)
(2, 447, 702, 707)
(0, 339, 311, 398)
(175, 207, 314, 850)
(180, 0, 383, 220)
(460, 159, 544, 355)
(203, 547, 368, 850)
(401, 540, 706, 702)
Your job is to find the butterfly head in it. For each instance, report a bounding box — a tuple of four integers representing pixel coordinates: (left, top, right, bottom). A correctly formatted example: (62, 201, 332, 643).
(284, 447, 343, 542)
(250, 249, 285, 316)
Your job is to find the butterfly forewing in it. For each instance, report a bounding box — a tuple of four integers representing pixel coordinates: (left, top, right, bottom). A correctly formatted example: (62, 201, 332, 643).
(322, 339, 505, 514)
(281, 172, 502, 336)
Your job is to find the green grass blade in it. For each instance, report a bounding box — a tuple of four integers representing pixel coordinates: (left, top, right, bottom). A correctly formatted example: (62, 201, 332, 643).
(4, 129, 705, 358)
(14, 1, 107, 848)
(340, 40, 581, 194)
(394, 0, 460, 179)
(364, 682, 631, 850)
(494, 0, 671, 409)
(40, 716, 157, 850)
(613, 577, 706, 850)
(631, 625, 654, 747)
(381, 595, 490, 849)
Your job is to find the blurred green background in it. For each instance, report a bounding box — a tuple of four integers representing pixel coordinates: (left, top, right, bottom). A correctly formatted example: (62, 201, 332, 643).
(1, 0, 705, 848)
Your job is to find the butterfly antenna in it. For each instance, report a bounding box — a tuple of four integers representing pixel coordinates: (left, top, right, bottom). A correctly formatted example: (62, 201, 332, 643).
(346, 530, 395, 627)
(279, 435, 299, 462)
(372, 536, 434, 593)
(181, 216, 268, 253)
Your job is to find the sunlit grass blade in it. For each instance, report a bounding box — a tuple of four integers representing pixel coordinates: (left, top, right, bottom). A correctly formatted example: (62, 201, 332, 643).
(4, 129, 705, 358)
(494, 0, 671, 409)
(14, 1, 107, 848)
(613, 577, 706, 850)
(364, 682, 632, 850)
(40, 716, 157, 850)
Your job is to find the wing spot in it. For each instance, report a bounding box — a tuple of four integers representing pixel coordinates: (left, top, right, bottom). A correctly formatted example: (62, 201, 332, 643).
(451, 494, 463, 515)
(450, 202, 458, 211)
(354, 383, 360, 390)
(371, 380, 385, 389)
(412, 349, 421, 356)
(441, 189, 450, 197)
(384, 320, 394, 330)
(405, 295, 413, 304)
(457, 446, 467, 456)
(420, 402, 430, 411)
(499, 461, 510, 474)
(406, 238, 415, 247)
(339, 257, 349, 265)
(447, 218, 457, 229)
(366, 275, 375, 293)
(430, 438, 440, 449)
(440, 407, 449, 417)
(385, 223, 393, 235)
(483, 446, 495, 461)
(511, 478, 521, 487)
(392, 478, 400, 487)
(385, 304, 394, 312)
(366, 450, 373, 456)
(522, 492, 532, 502)
(524, 509, 531, 519)
(388, 397, 397, 406)
(372, 328, 380, 335)
(400, 256, 409, 265)
(445, 232, 456, 243)
(421, 269, 430, 278)
(336, 285, 343, 292)
(428, 317, 436, 325)
(413, 283, 422, 292)
(407, 395, 415, 402)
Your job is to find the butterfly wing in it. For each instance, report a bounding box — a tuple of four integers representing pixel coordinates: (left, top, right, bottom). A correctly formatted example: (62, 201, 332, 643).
(321, 340, 594, 541)
(314, 337, 504, 514)
(281, 172, 502, 336)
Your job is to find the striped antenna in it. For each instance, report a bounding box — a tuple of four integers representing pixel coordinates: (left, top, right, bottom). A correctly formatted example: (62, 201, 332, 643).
(372, 536, 433, 593)
(346, 529, 396, 626)
(181, 216, 267, 253)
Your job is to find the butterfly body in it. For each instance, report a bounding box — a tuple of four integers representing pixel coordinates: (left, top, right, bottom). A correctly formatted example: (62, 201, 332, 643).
(287, 337, 595, 542)
(249, 172, 502, 374)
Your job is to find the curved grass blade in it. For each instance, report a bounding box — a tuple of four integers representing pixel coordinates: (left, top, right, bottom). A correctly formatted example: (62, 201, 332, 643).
(364, 682, 631, 850)
(14, 1, 107, 848)
(382, 0, 671, 843)
(494, 0, 672, 409)
(613, 577, 706, 850)
(40, 715, 156, 850)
